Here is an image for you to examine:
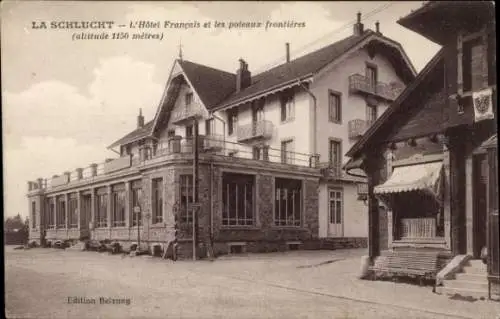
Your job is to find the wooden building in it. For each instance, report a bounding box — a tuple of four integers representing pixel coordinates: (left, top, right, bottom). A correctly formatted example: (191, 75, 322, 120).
(345, 1, 498, 299)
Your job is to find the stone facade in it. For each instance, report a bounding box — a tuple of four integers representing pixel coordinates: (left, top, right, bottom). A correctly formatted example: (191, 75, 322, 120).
(28, 156, 323, 259)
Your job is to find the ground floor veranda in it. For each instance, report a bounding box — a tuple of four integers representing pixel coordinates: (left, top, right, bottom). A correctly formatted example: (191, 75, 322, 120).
(28, 151, 369, 258)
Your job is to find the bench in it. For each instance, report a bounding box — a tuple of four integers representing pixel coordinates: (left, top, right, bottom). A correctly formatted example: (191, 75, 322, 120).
(369, 250, 439, 287)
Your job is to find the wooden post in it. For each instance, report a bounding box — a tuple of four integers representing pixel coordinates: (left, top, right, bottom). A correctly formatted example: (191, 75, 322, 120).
(443, 140, 452, 251)
(366, 151, 383, 259)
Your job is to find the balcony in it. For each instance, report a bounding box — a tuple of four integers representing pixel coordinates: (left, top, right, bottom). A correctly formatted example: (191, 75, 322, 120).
(203, 134, 224, 152)
(237, 120, 274, 143)
(348, 74, 405, 102)
(348, 119, 373, 139)
(318, 162, 343, 180)
(170, 104, 204, 125)
(30, 136, 320, 193)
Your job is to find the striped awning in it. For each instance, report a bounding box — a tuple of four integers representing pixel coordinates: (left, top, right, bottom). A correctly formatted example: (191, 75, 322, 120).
(374, 161, 443, 197)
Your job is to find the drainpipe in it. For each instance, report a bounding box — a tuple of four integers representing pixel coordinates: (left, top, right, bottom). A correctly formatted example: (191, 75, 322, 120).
(298, 80, 318, 163)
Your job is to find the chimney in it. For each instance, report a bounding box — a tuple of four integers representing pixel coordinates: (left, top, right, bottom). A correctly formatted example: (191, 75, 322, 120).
(137, 108, 145, 128)
(236, 59, 251, 92)
(353, 11, 364, 36)
(285, 43, 290, 63)
(375, 21, 381, 34)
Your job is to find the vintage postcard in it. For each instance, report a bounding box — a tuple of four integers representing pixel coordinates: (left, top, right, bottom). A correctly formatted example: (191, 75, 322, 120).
(2, 1, 499, 318)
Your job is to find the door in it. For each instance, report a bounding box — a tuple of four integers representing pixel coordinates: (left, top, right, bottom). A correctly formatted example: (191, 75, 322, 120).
(473, 154, 488, 258)
(365, 64, 378, 90)
(328, 189, 343, 237)
(252, 103, 264, 136)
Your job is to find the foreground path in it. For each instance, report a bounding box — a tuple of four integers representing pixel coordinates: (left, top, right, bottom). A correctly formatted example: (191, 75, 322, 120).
(5, 248, 498, 319)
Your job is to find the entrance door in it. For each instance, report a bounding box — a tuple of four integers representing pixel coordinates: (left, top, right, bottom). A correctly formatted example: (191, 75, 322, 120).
(473, 154, 488, 258)
(328, 189, 343, 237)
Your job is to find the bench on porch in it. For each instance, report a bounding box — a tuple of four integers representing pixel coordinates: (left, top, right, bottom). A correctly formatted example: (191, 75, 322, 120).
(369, 250, 440, 287)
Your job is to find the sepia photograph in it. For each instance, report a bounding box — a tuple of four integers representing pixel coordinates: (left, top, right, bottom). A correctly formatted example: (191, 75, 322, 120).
(2, 1, 499, 318)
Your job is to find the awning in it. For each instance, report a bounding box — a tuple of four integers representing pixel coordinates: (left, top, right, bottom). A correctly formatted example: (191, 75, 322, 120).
(374, 161, 443, 198)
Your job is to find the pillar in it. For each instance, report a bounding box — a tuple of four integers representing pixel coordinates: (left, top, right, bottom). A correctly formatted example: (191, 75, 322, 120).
(465, 152, 474, 255)
(65, 193, 69, 229)
(385, 149, 394, 250)
(125, 181, 131, 228)
(77, 191, 82, 230)
(366, 151, 384, 259)
(107, 185, 112, 229)
(90, 188, 95, 231)
(443, 141, 452, 251)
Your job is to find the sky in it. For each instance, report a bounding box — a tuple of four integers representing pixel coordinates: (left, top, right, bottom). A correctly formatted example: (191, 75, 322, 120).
(1, 1, 440, 218)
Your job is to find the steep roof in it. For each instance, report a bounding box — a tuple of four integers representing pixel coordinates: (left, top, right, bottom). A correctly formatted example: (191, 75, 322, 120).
(345, 47, 445, 159)
(178, 60, 236, 109)
(218, 30, 373, 109)
(108, 120, 154, 149)
(110, 29, 416, 149)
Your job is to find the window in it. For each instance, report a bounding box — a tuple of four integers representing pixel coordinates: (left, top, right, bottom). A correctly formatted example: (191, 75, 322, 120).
(329, 140, 342, 172)
(366, 104, 378, 125)
(274, 178, 302, 226)
(281, 140, 294, 164)
(252, 146, 261, 160)
(328, 91, 342, 122)
(185, 92, 193, 106)
(68, 196, 78, 229)
(222, 173, 254, 226)
(131, 181, 143, 226)
(46, 199, 55, 229)
(262, 146, 269, 161)
(205, 118, 214, 136)
(96, 192, 108, 228)
(167, 130, 176, 138)
(185, 124, 193, 138)
(179, 175, 193, 223)
(462, 37, 484, 92)
(112, 185, 126, 227)
(280, 90, 295, 122)
(366, 64, 378, 89)
(329, 189, 343, 225)
(56, 196, 66, 228)
(31, 201, 36, 229)
(227, 108, 238, 135)
(152, 178, 163, 224)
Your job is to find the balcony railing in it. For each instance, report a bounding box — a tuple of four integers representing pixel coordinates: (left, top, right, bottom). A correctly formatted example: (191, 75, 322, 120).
(318, 162, 343, 179)
(237, 120, 274, 142)
(400, 218, 437, 239)
(170, 104, 204, 125)
(348, 74, 405, 101)
(29, 136, 321, 192)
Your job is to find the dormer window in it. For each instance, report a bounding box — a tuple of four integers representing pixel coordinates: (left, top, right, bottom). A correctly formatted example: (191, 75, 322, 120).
(185, 92, 193, 106)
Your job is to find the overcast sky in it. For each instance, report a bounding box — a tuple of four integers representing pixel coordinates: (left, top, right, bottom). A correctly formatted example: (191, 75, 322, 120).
(1, 1, 440, 218)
